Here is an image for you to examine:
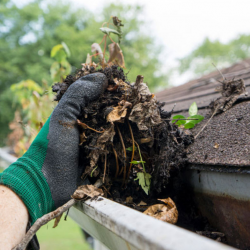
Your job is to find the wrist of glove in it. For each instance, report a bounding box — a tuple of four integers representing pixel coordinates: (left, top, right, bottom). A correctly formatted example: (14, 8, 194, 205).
(0, 73, 108, 225)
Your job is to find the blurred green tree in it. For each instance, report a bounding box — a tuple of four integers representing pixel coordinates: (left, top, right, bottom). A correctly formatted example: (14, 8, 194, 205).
(0, 0, 168, 145)
(179, 35, 250, 76)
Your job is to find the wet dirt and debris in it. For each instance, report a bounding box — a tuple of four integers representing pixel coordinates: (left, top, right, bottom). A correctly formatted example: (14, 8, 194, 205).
(210, 78, 247, 115)
(52, 65, 191, 216)
(52, 65, 234, 245)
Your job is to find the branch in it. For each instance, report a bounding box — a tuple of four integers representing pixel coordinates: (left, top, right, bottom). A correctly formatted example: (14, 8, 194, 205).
(12, 199, 76, 250)
(163, 118, 199, 121)
(194, 107, 218, 139)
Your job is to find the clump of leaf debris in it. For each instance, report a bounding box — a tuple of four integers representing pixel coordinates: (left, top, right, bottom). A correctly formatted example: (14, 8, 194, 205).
(52, 16, 194, 225)
(52, 65, 193, 216)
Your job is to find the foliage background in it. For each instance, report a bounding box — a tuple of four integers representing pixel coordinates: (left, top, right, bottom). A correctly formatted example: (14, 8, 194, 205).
(0, 0, 168, 146)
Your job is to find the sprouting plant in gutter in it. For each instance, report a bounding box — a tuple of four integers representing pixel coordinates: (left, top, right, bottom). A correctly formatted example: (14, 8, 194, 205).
(172, 102, 204, 129)
(90, 166, 98, 177)
(127, 142, 151, 195)
(89, 16, 125, 68)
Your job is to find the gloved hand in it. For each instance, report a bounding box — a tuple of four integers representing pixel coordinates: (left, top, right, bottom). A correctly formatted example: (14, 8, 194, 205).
(0, 73, 107, 226)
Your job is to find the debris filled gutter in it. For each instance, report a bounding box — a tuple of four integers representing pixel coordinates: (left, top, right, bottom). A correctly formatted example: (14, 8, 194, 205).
(0, 148, 236, 250)
(69, 197, 235, 250)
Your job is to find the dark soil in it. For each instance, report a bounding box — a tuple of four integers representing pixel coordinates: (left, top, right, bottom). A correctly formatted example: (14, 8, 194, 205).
(52, 65, 224, 243)
(53, 66, 191, 197)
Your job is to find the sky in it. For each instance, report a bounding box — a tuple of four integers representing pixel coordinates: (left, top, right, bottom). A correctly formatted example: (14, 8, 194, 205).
(79, 0, 250, 85)
(16, 0, 250, 85)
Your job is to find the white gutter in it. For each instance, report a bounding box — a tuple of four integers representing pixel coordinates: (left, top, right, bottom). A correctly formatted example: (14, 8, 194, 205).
(0, 148, 237, 250)
(69, 198, 236, 250)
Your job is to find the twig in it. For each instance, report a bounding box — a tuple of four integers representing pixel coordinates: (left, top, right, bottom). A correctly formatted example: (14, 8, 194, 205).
(108, 35, 116, 44)
(102, 35, 107, 68)
(126, 120, 135, 182)
(194, 107, 218, 139)
(116, 124, 127, 184)
(164, 118, 199, 121)
(12, 199, 76, 250)
(77, 119, 104, 133)
(134, 141, 145, 172)
(212, 63, 225, 81)
(171, 103, 176, 113)
(112, 145, 119, 178)
(118, 166, 124, 176)
(103, 152, 107, 183)
(98, 35, 105, 45)
(64, 209, 70, 221)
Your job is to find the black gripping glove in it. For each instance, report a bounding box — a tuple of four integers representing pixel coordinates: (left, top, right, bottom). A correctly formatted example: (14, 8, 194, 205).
(0, 73, 108, 226)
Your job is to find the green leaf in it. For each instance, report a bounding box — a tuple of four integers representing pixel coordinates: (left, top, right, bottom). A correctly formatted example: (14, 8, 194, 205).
(61, 42, 71, 57)
(126, 146, 137, 151)
(51, 44, 63, 58)
(130, 160, 146, 165)
(189, 102, 198, 116)
(11, 80, 43, 94)
(54, 50, 67, 63)
(50, 61, 60, 80)
(184, 122, 195, 129)
(61, 60, 71, 75)
(172, 115, 186, 125)
(100, 27, 121, 36)
(186, 114, 204, 124)
(32, 91, 40, 107)
(134, 172, 151, 195)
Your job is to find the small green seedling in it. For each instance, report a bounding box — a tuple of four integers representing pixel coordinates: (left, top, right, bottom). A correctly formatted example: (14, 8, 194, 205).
(128, 143, 151, 195)
(130, 160, 146, 164)
(134, 172, 151, 195)
(172, 102, 204, 129)
(126, 146, 137, 151)
(90, 166, 98, 177)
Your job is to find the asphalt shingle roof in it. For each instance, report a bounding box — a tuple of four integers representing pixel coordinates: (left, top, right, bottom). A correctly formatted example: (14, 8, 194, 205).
(156, 59, 250, 167)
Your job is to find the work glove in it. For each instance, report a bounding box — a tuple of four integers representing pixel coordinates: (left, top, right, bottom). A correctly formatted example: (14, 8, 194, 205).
(0, 72, 107, 224)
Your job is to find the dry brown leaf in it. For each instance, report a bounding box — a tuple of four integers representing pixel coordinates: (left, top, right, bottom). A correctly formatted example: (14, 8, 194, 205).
(129, 78, 162, 131)
(107, 106, 127, 123)
(85, 53, 92, 64)
(119, 100, 132, 110)
(53, 214, 63, 228)
(214, 142, 219, 149)
(137, 201, 147, 206)
(91, 43, 105, 63)
(143, 198, 178, 224)
(72, 185, 104, 200)
(113, 78, 131, 94)
(107, 85, 118, 91)
(79, 132, 87, 145)
(126, 196, 133, 204)
(89, 125, 115, 168)
(81, 62, 97, 72)
(108, 43, 125, 68)
(129, 102, 162, 131)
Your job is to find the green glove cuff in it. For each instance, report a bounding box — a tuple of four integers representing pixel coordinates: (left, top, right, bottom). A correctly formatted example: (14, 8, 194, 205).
(0, 116, 55, 224)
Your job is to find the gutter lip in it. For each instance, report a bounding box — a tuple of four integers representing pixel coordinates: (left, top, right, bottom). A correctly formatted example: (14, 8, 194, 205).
(70, 197, 235, 250)
(187, 163, 250, 174)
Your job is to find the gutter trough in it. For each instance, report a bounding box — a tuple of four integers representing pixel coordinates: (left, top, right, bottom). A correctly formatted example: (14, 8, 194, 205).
(0, 148, 237, 250)
(69, 197, 235, 250)
(183, 165, 250, 249)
